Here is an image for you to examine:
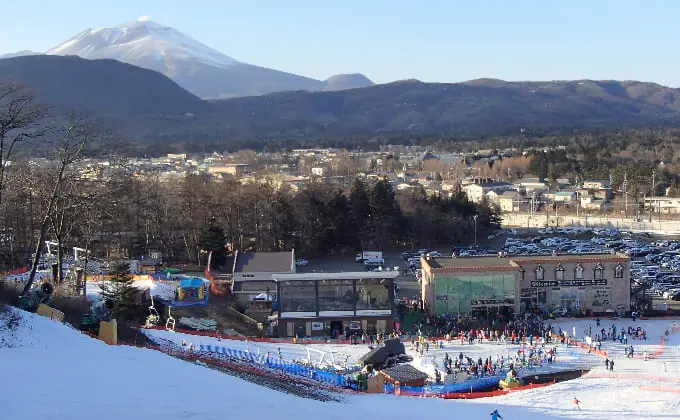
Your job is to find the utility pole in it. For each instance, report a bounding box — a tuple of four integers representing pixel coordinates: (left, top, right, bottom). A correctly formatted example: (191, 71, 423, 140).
(623, 171, 629, 215)
(473, 214, 478, 245)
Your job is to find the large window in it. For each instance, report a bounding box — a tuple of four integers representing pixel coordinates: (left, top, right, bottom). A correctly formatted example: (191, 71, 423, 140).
(555, 265, 565, 281)
(356, 278, 391, 311)
(434, 274, 515, 314)
(279, 281, 316, 313)
(318, 279, 355, 312)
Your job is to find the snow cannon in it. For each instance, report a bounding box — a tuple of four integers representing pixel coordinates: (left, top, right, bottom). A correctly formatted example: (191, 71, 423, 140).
(17, 282, 54, 312)
(80, 298, 114, 333)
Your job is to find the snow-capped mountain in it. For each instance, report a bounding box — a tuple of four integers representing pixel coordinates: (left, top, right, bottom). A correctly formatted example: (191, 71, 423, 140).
(44, 17, 323, 99)
(46, 17, 240, 71)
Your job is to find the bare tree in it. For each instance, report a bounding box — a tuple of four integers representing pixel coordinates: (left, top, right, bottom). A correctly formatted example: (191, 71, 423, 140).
(22, 112, 102, 295)
(0, 83, 46, 206)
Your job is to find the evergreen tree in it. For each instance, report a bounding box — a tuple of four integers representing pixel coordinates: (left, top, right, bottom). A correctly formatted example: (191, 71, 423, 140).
(199, 224, 227, 268)
(349, 178, 372, 247)
(99, 261, 138, 320)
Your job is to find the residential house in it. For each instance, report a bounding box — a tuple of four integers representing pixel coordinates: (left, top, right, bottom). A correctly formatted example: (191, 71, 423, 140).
(554, 191, 577, 203)
(311, 167, 326, 177)
(515, 177, 548, 193)
(580, 196, 606, 211)
(231, 250, 296, 302)
(462, 181, 514, 204)
(498, 191, 520, 212)
(581, 179, 612, 202)
(556, 178, 571, 189)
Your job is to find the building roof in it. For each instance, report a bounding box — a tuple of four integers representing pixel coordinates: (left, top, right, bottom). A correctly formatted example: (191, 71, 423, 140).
(380, 364, 429, 383)
(423, 253, 628, 273)
(274, 271, 399, 282)
(425, 256, 518, 272)
(510, 253, 628, 264)
(500, 190, 519, 198)
(233, 251, 294, 274)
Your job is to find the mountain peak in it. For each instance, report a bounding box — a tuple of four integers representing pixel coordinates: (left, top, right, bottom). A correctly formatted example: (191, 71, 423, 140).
(46, 18, 240, 70)
(323, 73, 374, 91)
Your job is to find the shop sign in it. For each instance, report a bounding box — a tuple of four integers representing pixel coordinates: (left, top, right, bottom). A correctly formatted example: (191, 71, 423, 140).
(531, 279, 607, 287)
(559, 279, 607, 287)
(311, 322, 324, 331)
(349, 321, 361, 330)
(531, 281, 558, 287)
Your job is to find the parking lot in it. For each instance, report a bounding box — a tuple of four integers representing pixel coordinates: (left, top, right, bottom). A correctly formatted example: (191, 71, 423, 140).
(294, 226, 680, 315)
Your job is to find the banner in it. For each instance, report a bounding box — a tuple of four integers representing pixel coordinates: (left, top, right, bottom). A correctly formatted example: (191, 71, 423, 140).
(311, 322, 323, 331)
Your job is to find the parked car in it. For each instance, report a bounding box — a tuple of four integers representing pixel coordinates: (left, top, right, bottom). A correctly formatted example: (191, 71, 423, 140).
(295, 259, 308, 267)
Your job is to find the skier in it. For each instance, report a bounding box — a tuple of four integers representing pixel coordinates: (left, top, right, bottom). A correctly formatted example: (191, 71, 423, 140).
(573, 397, 581, 410)
(490, 409, 503, 420)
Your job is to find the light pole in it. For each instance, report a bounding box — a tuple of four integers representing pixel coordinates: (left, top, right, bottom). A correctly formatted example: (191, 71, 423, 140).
(473, 214, 478, 245)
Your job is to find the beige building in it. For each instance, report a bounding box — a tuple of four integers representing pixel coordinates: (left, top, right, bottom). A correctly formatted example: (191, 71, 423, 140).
(208, 163, 249, 176)
(421, 253, 630, 317)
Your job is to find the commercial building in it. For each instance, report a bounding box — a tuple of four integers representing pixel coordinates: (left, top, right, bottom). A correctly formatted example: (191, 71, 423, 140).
(273, 271, 398, 338)
(421, 253, 630, 317)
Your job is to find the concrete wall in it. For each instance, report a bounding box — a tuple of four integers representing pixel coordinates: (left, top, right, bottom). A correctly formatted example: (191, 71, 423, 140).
(501, 212, 680, 235)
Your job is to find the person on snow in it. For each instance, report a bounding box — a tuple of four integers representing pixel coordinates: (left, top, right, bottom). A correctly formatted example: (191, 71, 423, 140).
(573, 397, 581, 410)
(490, 409, 503, 420)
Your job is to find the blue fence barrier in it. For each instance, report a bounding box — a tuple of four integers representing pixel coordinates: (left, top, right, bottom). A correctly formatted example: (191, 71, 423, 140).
(383, 375, 502, 396)
(199, 344, 348, 387)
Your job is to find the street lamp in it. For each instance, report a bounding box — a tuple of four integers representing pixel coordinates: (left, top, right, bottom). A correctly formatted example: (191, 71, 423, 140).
(473, 214, 478, 245)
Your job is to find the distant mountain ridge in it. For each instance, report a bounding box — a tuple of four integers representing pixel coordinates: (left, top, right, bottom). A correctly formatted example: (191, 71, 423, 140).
(28, 17, 373, 98)
(1, 55, 680, 144)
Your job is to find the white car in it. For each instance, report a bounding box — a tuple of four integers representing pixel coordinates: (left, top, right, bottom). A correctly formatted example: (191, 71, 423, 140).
(427, 251, 441, 257)
(295, 259, 308, 267)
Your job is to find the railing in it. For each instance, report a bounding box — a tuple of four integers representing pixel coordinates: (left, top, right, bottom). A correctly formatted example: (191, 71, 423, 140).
(198, 343, 348, 388)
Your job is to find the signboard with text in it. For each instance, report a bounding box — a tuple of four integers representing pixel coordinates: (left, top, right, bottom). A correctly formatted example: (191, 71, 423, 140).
(531, 279, 607, 287)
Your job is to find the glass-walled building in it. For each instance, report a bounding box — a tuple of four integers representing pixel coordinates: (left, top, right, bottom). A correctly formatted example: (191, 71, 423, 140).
(421, 253, 630, 318)
(274, 272, 397, 337)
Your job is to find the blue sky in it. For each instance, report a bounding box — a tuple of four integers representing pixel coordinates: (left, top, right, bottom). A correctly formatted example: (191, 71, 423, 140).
(2, 0, 678, 86)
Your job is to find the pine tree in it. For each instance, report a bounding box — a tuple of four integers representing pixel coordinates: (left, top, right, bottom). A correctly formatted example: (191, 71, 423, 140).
(199, 224, 227, 268)
(99, 261, 138, 320)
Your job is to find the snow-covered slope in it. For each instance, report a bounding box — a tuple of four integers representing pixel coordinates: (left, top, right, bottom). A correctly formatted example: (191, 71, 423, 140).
(2, 307, 680, 419)
(44, 17, 324, 99)
(0, 308, 561, 420)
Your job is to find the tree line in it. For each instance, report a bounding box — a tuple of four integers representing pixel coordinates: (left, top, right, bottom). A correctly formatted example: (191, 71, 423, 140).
(0, 83, 498, 287)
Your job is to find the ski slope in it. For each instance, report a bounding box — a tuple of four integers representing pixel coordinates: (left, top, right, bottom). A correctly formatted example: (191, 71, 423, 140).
(1, 308, 679, 419)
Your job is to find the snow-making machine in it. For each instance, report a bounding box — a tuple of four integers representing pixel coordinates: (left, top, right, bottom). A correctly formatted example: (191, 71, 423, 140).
(80, 298, 114, 333)
(17, 282, 54, 312)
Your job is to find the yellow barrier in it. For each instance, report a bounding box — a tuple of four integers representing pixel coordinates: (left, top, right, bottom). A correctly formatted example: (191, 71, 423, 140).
(98, 319, 118, 345)
(35, 304, 65, 322)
